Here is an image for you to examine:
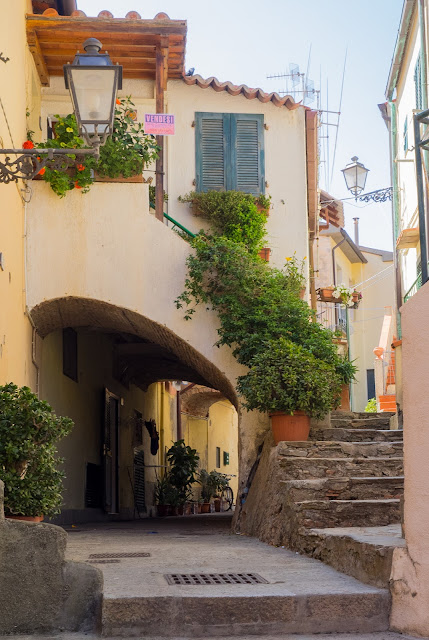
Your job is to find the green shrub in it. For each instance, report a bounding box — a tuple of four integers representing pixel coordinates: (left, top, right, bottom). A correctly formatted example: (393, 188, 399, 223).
(365, 398, 377, 413)
(237, 338, 342, 419)
(0, 383, 73, 517)
(179, 191, 267, 253)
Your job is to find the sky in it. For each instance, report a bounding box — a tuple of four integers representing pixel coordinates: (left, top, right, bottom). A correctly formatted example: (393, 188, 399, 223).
(79, 0, 404, 250)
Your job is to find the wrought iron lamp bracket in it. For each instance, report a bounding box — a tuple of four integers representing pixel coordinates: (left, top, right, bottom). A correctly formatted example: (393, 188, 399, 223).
(0, 147, 97, 184)
(356, 187, 393, 203)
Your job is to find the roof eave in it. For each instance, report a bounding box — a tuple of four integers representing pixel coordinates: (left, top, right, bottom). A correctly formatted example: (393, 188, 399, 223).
(386, 0, 416, 100)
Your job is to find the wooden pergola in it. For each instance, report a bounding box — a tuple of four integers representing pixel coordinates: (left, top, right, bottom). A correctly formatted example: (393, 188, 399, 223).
(26, 11, 187, 222)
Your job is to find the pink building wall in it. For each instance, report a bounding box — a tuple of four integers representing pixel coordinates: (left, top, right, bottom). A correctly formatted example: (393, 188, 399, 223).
(390, 283, 429, 636)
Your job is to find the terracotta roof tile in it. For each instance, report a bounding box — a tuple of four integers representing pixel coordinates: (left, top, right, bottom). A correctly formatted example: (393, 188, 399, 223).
(183, 74, 301, 110)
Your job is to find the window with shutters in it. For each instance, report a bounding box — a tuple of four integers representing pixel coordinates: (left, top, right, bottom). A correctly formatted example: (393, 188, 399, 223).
(403, 116, 408, 153)
(415, 56, 424, 110)
(195, 112, 265, 195)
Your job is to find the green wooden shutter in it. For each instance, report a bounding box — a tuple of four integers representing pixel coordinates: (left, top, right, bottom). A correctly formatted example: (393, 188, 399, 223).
(230, 114, 265, 195)
(195, 112, 228, 192)
(403, 116, 408, 152)
(195, 112, 265, 195)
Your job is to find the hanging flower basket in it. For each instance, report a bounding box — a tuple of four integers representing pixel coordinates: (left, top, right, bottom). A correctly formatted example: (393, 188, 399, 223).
(317, 287, 342, 303)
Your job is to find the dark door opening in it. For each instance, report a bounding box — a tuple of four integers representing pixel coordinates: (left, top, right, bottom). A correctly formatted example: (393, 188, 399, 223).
(103, 389, 120, 514)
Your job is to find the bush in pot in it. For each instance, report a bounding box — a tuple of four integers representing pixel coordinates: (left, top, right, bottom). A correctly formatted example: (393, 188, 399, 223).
(237, 338, 342, 443)
(198, 469, 218, 512)
(166, 440, 199, 510)
(0, 383, 73, 519)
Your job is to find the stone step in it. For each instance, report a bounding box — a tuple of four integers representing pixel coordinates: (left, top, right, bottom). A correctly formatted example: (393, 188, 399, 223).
(332, 411, 395, 420)
(330, 417, 393, 429)
(102, 588, 390, 637)
(298, 525, 405, 588)
(283, 476, 404, 502)
(278, 441, 403, 459)
(279, 456, 404, 480)
(311, 428, 403, 442)
(293, 498, 400, 530)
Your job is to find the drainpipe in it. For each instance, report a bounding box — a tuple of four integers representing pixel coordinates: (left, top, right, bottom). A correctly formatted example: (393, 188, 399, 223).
(353, 218, 360, 246)
(332, 237, 346, 286)
(389, 101, 402, 338)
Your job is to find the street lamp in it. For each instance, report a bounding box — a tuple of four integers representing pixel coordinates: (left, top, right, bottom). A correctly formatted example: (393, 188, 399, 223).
(0, 38, 122, 184)
(341, 157, 393, 203)
(63, 38, 122, 153)
(341, 156, 369, 197)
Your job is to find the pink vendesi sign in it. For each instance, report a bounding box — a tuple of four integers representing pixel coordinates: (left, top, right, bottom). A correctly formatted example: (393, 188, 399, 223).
(144, 113, 175, 135)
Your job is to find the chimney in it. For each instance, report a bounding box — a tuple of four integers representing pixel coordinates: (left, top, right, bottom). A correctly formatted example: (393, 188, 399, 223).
(353, 217, 360, 246)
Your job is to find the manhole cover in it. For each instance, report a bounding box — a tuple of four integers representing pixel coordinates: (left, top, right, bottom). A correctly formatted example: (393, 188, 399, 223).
(86, 559, 121, 564)
(164, 573, 268, 585)
(88, 552, 151, 559)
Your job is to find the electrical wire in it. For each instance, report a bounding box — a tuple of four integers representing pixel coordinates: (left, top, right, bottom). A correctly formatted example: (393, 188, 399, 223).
(353, 264, 394, 289)
(331, 48, 347, 183)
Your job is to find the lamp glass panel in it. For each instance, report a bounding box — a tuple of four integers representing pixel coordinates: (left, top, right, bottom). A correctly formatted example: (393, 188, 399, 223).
(343, 163, 369, 195)
(70, 67, 116, 124)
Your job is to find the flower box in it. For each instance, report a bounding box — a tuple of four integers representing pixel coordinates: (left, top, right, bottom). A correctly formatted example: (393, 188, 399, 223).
(317, 287, 342, 303)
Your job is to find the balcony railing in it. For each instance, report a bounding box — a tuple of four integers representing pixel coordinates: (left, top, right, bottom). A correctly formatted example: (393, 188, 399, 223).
(316, 301, 347, 336)
(403, 272, 422, 303)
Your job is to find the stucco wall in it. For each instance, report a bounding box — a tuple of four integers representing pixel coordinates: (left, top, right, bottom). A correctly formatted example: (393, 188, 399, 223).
(40, 75, 309, 274)
(0, 0, 38, 388)
(316, 237, 394, 411)
(390, 281, 429, 636)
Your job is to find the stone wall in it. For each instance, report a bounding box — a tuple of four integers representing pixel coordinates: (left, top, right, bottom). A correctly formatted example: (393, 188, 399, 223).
(0, 481, 103, 634)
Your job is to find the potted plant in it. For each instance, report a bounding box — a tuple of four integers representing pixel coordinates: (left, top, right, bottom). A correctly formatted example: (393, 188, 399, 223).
(0, 383, 73, 521)
(210, 471, 231, 512)
(166, 440, 199, 512)
(284, 254, 307, 299)
(237, 338, 342, 444)
(32, 96, 159, 198)
(198, 469, 218, 512)
(154, 473, 174, 517)
(335, 357, 358, 411)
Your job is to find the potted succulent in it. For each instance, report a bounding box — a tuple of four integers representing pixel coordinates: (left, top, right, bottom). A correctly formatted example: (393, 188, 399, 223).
(0, 383, 73, 521)
(237, 338, 342, 444)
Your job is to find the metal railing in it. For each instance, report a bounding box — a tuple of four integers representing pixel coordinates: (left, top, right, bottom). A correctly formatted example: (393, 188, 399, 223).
(149, 199, 196, 239)
(316, 301, 347, 335)
(404, 272, 423, 303)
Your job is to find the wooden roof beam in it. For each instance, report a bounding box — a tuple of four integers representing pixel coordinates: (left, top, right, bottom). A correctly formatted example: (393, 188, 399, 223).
(27, 30, 50, 86)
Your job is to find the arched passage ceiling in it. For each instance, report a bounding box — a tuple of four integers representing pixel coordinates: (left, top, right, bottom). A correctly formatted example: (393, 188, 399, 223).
(30, 297, 238, 408)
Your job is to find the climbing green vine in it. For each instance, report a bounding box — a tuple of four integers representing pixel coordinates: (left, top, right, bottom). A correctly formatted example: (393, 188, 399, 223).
(176, 192, 354, 418)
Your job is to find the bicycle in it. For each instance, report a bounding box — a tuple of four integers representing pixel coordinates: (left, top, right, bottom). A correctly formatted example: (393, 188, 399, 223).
(219, 475, 235, 511)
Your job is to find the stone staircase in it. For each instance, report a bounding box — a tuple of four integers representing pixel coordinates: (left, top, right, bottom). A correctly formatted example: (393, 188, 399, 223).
(278, 411, 404, 587)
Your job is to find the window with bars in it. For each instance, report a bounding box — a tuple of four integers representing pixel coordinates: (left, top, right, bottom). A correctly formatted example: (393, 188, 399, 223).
(415, 55, 424, 110)
(195, 112, 265, 195)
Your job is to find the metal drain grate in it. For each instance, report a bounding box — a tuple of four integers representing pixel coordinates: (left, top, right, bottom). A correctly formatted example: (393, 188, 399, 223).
(88, 552, 151, 559)
(86, 559, 121, 564)
(164, 573, 268, 585)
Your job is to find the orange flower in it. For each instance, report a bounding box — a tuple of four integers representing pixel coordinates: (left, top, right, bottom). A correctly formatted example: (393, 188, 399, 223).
(116, 98, 121, 105)
(38, 167, 45, 176)
(74, 181, 82, 189)
(76, 164, 85, 171)
(23, 140, 34, 149)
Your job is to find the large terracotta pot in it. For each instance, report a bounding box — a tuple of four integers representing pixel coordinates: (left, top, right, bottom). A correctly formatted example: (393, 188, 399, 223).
(269, 411, 310, 444)
(339, 384, 350, 411)
(201, 502, 211, 514)
(156, 505, 171, 517)
(5, 515, 44, 523)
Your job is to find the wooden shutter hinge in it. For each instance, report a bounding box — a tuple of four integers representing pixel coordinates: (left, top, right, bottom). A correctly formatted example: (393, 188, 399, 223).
(191, 120, 196, 127)
(264, 123, 269, 130)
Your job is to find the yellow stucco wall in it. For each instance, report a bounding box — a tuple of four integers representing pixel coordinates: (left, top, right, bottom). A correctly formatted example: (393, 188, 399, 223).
(0, 0, 39, 389)
(316, 235, 394, 411)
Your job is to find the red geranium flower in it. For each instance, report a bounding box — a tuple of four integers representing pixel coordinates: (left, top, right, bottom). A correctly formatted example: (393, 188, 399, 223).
(38, 167, 45, 176)
(76, 164, 85, 171)
(23, 140, 34, 149)
(74, 181, 82, 189)
(116, 98, 121, 105)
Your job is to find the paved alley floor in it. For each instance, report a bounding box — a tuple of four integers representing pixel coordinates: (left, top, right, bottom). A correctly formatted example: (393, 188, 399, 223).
(63, 513, 385, 600)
